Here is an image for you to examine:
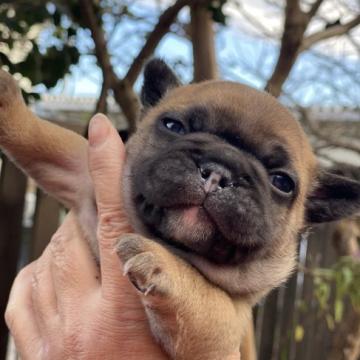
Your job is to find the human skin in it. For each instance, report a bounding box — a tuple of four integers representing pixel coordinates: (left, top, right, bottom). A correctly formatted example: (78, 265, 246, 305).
(4, 115, 240, 360)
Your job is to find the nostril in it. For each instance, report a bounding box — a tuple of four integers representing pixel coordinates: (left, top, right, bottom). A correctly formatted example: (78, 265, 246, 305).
(199, 163, 235, 191)
(218, 177, 228, 189)
(200, 167, 212, 180)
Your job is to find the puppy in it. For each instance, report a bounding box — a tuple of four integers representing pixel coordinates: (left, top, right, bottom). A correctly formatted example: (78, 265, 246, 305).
(1, 59, 359, 360)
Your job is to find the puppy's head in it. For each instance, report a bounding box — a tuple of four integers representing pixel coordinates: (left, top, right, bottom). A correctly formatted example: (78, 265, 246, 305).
(123, 59, 360, 296)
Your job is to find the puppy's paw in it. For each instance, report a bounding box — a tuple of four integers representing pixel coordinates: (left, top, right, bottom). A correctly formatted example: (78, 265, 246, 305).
(117, 234, 170, 297)
(116, 233, 152, 262)
(123, 251, 164, 296)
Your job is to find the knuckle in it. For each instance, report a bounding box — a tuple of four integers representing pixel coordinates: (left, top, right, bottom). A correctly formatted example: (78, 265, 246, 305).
(49, 232, 76, 279)
(50, 251, 66, 274)
(4, 306, 15, 330)
(98, 210, 130, 247)
(17, 263, 34, 279)
(31, 272, 39, 293)
(50, 230, 68, 248)
(12, 263, 34, 291)
(32, 260, 44, 287)
(31, 258, 49, 296)
(49, 232, 67, 264)
(5, 263, 34, 331)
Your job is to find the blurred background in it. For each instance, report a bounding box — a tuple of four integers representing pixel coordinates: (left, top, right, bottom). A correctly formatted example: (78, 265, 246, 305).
(0, 1, 359, 359)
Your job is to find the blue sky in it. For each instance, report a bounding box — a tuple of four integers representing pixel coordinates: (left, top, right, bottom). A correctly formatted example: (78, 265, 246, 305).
(40, 3, 360, 108)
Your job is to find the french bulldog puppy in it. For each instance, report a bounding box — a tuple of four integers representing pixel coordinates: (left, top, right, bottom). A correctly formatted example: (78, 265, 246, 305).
(0, 59, 359, 360)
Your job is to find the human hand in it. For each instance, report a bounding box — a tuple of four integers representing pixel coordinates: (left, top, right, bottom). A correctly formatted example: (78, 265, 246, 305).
(5, 114, 168, 360)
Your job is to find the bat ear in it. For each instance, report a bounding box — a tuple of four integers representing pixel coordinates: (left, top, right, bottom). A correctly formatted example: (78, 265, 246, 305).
(305, 170, 360, 223)
(141, 58, 181, 107)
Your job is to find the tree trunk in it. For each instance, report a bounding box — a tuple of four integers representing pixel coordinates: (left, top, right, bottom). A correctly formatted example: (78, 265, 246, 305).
(265, 2, 307, 97)
(190, 4, 218, 82)
(113, 80, 140, 135)
(0, 156, 27, 360)
(79, 0, 197, 134)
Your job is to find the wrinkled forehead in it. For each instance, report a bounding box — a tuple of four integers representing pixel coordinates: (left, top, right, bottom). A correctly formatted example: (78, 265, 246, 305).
(149, 81, 314, 166)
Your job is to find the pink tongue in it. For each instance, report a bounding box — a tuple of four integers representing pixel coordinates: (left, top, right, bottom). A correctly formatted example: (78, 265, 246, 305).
(181, 206, 201, 227)
(170, 205, 215, 244)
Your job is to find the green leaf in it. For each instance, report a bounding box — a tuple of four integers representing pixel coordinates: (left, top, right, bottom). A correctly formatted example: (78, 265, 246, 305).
(341, 267, 353, 288)
(294, 325, 304, 342)
(314, 280, 331, 310)
(334, 299, 344, 323)
(325, 314, 335, 330)
(208, 0, 228, 25)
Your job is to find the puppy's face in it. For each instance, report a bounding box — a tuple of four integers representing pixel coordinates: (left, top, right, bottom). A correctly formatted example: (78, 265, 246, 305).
(123, 60, 360, 296)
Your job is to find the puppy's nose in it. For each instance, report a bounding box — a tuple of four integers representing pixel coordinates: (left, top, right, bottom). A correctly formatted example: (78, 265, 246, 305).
(199, 163, 232, 193)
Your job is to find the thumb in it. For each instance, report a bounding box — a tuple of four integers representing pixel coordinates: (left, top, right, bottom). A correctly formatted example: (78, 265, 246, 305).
(88, 114, 133, 292)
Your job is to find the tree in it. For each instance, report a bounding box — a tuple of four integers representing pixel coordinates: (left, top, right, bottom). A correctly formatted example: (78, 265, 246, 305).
(190, 2, 218, 81)
(0, 0, 216, 133)
(265, 1, 360, 97)
(0, 1, 80, 99)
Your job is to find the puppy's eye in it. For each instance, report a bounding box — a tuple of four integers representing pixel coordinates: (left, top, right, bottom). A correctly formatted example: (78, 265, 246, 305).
(270, 172, 295, 194)
(162, 118, 186, 135)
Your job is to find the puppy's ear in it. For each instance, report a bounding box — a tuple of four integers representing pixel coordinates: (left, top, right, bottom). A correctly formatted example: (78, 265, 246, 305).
(306, 171, 360, 223)
(141, 59, 181, 107)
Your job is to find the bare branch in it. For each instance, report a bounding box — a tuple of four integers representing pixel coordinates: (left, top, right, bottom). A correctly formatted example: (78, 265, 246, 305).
(94, 79, 109, 115)
(124, 0, 195, 86)
(265, 0, 307, 96)
(285, 0, 303, 20)
(264, 0, 359, 97)
(191, 3, 218, 81)
(306, 0, 324, 19)
(79, 0, 117, 86)
(300, 15, 360, 52)
(81, 78, 110, 139)
(79, 0, 213, 132)
(232, 1, 276, 39)
(298, 107, 360, 154)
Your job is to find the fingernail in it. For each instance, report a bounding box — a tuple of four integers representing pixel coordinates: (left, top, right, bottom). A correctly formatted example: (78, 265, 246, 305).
(89, 114, 109, 147)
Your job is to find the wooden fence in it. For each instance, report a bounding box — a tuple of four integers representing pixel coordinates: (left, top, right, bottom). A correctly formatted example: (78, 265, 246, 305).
(254, 224, 340, 360)
(0, 122, 354, 360)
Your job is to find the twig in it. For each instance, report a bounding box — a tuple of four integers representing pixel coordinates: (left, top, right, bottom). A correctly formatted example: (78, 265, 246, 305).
(298, 107, 360, 154)
(300, 15, 360, 52)
(79, 0, 117, 87)
(307, 0, 324, 19)
(124, 0, 201, 86)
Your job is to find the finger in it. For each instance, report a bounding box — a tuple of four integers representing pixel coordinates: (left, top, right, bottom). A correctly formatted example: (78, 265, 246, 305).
(31, 247, 58, 329)
(88, 114, 133, 294)
(5, 263, 43, 358)
(48, 212, 100, 310)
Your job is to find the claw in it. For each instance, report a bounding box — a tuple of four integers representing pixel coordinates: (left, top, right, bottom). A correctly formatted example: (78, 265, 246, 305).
(144, 283, 156, 296)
